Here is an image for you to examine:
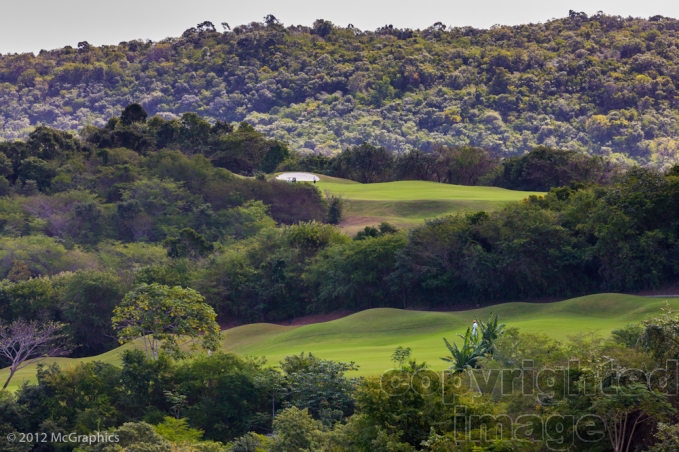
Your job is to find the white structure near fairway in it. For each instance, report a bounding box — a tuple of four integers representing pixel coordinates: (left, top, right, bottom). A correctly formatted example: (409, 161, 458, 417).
(275, 172, 319, 182)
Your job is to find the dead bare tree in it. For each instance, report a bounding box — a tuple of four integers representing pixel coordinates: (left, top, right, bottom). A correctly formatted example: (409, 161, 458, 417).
(0, 320, 73, 390)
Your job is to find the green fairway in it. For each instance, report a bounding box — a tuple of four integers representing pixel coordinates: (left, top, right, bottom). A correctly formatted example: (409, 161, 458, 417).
(3, 294, 677, 390)
(317, 177, 541, 202)
(312, 176, 543, 232)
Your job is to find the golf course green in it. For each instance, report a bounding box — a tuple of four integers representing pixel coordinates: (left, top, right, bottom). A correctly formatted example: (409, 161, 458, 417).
(313, 175, 543, 231)
(2, 293, 676, 390)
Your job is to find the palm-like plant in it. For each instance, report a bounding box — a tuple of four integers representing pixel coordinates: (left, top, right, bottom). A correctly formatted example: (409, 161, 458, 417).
(441, 327, 488, 371)
(478, 312, 505, 355)
(441, 313, 506, 371)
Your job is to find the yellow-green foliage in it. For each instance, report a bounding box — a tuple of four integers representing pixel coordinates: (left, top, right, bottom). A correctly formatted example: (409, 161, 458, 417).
(112, 283, 221, 359)
(3, 14, 679, 165)
(0, 235, 97, 277)
(153, 417, 204, 443)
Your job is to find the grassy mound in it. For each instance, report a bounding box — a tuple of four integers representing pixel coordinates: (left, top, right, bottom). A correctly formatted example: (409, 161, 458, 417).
(314, 176, 543, 232)
(2, 294, 677, 390)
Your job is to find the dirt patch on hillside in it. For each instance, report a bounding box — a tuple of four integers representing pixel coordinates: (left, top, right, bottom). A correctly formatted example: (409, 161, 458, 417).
(339, 216, 384, 227)
(634, 287, 679, 297)
(338, 216, 384, 234)
(339, 216, 412, 235)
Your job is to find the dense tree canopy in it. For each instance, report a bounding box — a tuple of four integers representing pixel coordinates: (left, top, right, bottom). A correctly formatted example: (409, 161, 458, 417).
(2, 13, 679, 167)
(3, 14, 679, 451)
(0, 105, 676, 335)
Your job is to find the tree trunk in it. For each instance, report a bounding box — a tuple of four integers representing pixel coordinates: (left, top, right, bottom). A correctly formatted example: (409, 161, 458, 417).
(2, 367, 16, 390)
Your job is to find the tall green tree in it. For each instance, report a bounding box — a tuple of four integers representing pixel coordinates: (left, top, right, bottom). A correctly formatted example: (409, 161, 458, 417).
(163, 228, 214, 259)
(332, 143, 394, 183)
(120, 103, 148, 126)
(59, 269, 126, 356)
(112, 283, 220, 359)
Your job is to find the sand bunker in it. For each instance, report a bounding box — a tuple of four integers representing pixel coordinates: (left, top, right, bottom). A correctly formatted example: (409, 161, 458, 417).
(275, 172, 320, 182)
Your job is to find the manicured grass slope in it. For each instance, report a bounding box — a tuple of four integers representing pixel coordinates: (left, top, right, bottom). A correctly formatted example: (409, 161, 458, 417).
(221, 294, 678, 375)
(2, 294, 676, 390)
(314, 176, 543, 231)
(317, 177, 540, 201)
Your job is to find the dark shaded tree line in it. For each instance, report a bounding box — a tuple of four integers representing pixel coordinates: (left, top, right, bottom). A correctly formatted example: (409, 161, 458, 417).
(202, 165, 679, 321)
(0, 350, 359, 447)
(282, 141, 621, 191)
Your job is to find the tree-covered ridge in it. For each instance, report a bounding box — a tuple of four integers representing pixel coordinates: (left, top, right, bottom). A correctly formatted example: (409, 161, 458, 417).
(2, 13, 679, 165)
(0, 103, 672, 352)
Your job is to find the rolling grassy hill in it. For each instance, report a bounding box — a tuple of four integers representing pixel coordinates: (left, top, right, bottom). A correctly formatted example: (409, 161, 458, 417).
(2, 294, 676, 390)
(313, 175, 544, 232)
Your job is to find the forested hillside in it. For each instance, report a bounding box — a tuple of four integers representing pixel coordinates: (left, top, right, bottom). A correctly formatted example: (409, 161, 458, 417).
(2, 13, 679, 165)
(0, 103, 678, 363)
